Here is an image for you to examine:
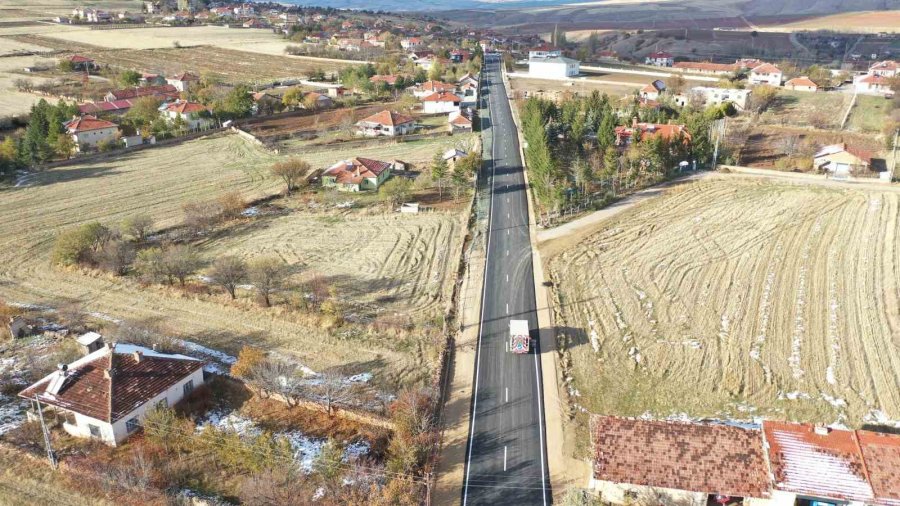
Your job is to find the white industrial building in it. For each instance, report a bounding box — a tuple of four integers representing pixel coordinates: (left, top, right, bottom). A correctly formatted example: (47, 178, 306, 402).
(528, 55, 580, 79)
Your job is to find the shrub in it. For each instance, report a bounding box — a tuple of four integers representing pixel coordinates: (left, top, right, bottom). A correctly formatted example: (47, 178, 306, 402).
(52, 222, 112, 266)
(218, 191, 245, 220)
(230, 345, 267, 379)
(121, 214, 154, 241)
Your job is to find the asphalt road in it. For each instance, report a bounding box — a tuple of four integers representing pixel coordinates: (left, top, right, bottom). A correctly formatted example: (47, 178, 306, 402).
(461, 56, 551, 505)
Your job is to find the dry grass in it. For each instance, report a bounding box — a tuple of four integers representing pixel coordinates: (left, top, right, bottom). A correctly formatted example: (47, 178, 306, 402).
(757, 11, 900, 33)
(0, 132, 467, 389)
(508, 75, 640, 101)
(548, 177, 900, 426)
(0, 445, 115, 506)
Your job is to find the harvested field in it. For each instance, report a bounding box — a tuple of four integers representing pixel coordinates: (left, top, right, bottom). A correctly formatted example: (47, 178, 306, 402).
(0, 132, 465, 389)
(278, 132, 478, 169)
(756, 11, 900, 33)
(2, 34, 354, 84)
(244, 103, 400, 141)
(508, 75, 638, 101)
(548, 177, 900, 426)
(759, 90, 851, 130)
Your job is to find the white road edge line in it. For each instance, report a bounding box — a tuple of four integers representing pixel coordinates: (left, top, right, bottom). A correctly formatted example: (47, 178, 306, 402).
(463, 63, 498, 506)
(505, 387, 508, 403)
(503, 446, 507, 472)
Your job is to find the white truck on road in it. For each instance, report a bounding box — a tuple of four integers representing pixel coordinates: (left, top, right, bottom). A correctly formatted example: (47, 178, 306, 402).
(509, 320, 530, 354)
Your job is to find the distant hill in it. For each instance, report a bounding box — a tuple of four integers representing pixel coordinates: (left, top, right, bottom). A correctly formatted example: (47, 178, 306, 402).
(281, 0, 900, 30)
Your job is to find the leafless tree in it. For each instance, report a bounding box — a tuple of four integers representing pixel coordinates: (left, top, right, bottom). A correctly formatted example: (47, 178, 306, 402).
(182, 200, 224, 234)
(779, 134, 801, 157)
(121, 214, 154, 241)
(270, 158, 311, 195)
(98, 239, 136, 275)
(208, 256, 247, 299)
(249, 359, 306, 406)
(248, 257, 285, 307)
(163, 245, 202, 286)
(314, 370, 353, 416)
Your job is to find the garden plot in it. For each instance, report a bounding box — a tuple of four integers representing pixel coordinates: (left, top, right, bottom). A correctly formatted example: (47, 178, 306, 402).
(548, 177, 900, 427)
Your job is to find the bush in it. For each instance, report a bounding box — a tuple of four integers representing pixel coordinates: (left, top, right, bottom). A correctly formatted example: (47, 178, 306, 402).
(52, 222, 112, 266)
(121, 214, 154, 241)
(230, 346, 267, 379)
(218, 191, 245, 220)
(97, 239, 135, 275)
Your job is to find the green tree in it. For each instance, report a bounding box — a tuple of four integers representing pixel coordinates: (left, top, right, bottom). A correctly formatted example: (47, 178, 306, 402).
(118, 69, 142, 87)
(121, 214, 154, 241)
(54, 134, 75, 159)
(430, 150, 449, 200)
(124, 97, 163, 131)
(428, 59, 445, 81)
(216, 84, 254, 120)
(379, 176, 413, 208)
(51, 222, 112, 266)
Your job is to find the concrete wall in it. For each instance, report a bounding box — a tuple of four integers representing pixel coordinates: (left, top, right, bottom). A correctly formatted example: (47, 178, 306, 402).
(588, 478, 707, 506)
(73, 127, 118, 150)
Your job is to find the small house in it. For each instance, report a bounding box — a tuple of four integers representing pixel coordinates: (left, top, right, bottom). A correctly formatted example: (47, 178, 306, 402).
(64, 115, 119, 151)
(854, 74, 893, 95)
(302, 91, 333, 109)
(639, 80, 666, 100)
(614, 119, 690, 147)
(166, 72, 200, 93)
(528, 44, 561, 60)
(321, 157, 402, 192)
(412, 80, 456, 99)
(18, 342, 204, 446)
(76, 331, 104, 355)
(813, 143, 872, 178)
(421, 91, 462, 114)
(161, 100, 213, 130)
(448, 110, 473, 133)
(66, 55, 98, 72)
(105, 84, 179, 102)
(784, 76, 819, 92)
(869, 60, 898, 78)
(442, 148, 468, 166)
(749, 63, 783, 86)
(355, 110, 416, 137)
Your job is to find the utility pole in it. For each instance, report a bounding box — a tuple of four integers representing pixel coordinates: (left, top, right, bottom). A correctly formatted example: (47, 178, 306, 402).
(892, 128, 899, 180)
(33, 396, 57, 469)
(425, 471, 432, 505)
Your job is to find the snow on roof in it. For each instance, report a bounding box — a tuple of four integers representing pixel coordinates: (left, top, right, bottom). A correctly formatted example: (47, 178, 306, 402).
(76, 331, 103, 346)
(764, 421, 874, 502)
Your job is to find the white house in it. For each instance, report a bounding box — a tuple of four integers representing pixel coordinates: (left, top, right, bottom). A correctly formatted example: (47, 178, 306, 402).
(321, 157, 401, 192)
(355, 110, 416, 137)
(528, 55, 580, 79)
(412, 80, 456, 99)
(674, 86, 752, 111)
(783, 76, 819, 92)
(63, 115, 119, 151)
(18, 341, 204, 446)
(749, 63, 783, 86)
(166, 72, 199, 93)
(869, 60, 898, 78)
(528, 44, 561, 60)
(448, 110, 473, 132)
(421, 91, 462, 114)
(645, 51, 674, 67)
(854, 73, 893, 95)
(161, 100, 213, 130)
(639, 80, 666, 100)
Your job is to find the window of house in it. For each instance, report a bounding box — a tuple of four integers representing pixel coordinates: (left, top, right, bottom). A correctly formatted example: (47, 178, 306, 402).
(126, 417, 139, 433)
(88, 424, 101, 438)
(183, 380, 194, 396)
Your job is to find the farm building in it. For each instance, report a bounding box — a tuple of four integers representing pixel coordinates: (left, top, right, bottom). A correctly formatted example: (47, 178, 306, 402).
(370, 74, 400, 86)
(528, 55, 580, 79)
(673, 86, 751, 111)
(672, 61, 736, 75)
(588, 416, 771, 504)
(813, 144, 872, 178)
(784, 76, 819, 92)
(421, 91, 462, 114)
(302, 92, 333, 109)
(18, 342, 204, 446)
(321, 157, 401, 192)
(749, 63, 783, 86)
(588, 416, 900, 506)
(64, 115, 120, 151)
(355, 110, 416, 137)
(66, 54, 97, 72)
(645, 51, 674, 67)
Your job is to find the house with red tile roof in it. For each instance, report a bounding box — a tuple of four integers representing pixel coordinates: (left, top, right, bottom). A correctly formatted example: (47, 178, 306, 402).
(589, 416, 771, 503)
(370, 74, 401, 86)
(161, 100, 213, 130)
(355, 110, 416, 137)
(749, 63, 783, 86)
(645, 51, 674, 67)
(104, 84, 179, 102)
(412, 80, 457, 99)
(639, 80, 666, 100)
(78, 99, 134, 115)
(614, 119, 691, 147)
(66, 54, 97, 72)
(869, 60, 898, 78)
(854, 73, 894, 95)
(63, 115, 120, 151)
(166, 72, 200, 93)
(784, 76, 819, 92)
(421, 91, 462, 114)
(813, 143, 873, 178)
(448, 110, 473, 133)
(19, 340, 203, 446)
(321, 157, 403, 192)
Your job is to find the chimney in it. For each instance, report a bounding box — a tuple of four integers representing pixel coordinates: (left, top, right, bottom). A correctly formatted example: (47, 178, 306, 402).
(133, 350, 143, 363)
(57, 363, 68, 377)
(632, 116, 638, 128)
(814, 425, 831, 436)
(103, 368, 113, 380)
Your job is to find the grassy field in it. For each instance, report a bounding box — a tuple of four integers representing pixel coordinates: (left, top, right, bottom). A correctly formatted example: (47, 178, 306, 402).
(0, 446, 115, 506)
(847, 95, 895, 134)
(759, 89, 851, 130)
(279, 132, 478, 169)
(548, 177, 900, 429)
(756, 11, 900, 33)
(508, 75, 638, 101)
(0, 132, 468, 389)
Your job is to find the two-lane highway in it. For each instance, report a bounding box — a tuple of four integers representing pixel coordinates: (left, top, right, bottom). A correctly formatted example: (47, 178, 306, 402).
(462, 57, 551, 505)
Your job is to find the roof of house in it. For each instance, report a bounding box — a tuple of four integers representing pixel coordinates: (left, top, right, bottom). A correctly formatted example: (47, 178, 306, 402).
(370, 74, 399, 85)
(615, 122, 690, 142)
(764, 421, 874, 502)
(751, 63, 782, 74)
(357, 110, 415, 127)
(19, 343, 202, 423)
(641, 80, 666, 93)
(449, 112, 472, 126)
(78, 99, 133, 114)
(648, 51, 673, 58)
(64, 115, 118, 133)
(108, 84, 179, 101)
(870, 60, 898, 72)
(418, 80, 455, 93)
(165, 101, 207, 114)
(421, 91, 462, 103)
(813, 143, 872, 164)
(528, 55, 579, 65)
(530, 43, 560, 52)
(76, 332, 103, 346)
(859, 74, 890, 85)
(442, 148, 467, 160)
(857, 430, 900, 504)
(785, 76, 819, 88)
(323, 157, 392, 185)
(673, 61, 737, 72)
(169, 72, 199, 82)
(590, 416, 771, 498)
(69, 54, 94, 63)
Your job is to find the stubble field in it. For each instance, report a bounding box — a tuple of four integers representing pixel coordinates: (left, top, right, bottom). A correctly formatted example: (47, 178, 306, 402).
(548, 177, 900, 427)
(0, 133, 466, 388)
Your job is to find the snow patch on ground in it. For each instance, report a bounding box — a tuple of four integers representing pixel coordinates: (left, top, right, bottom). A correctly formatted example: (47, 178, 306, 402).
(242, 207, 260, 217)
(863, 409, 900, 428)
(0, 395, 27, 436)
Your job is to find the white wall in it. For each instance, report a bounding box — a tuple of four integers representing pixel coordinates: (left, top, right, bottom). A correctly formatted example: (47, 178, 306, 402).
(110, 367, 204, 444)
(423, 101, 459, 114)
(73, 127, 118, 149)
(529, 60, 579, 79)
(750, 72, 782, 86)
(588, 478, 707, 506)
